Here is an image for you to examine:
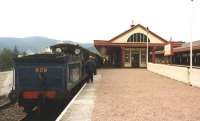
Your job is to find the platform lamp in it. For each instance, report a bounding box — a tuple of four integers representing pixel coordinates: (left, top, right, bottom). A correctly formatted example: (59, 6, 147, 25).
(188, 0, 194, 86)
(146, 27, 149, 66)
(190, 0, 194, 71)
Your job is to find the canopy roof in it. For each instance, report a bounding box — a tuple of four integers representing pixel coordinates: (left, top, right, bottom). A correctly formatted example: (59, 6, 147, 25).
(173, 40, 200, 52)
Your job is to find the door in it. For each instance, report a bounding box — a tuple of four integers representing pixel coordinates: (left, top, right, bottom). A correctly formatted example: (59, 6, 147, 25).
(131, 54, 139, 68)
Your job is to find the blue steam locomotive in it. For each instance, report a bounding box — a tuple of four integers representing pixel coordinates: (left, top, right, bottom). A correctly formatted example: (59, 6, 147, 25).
(13, 43, 99, 113)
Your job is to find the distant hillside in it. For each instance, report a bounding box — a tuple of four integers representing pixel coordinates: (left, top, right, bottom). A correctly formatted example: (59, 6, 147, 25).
(0, 36, 95, 54)
(80, 43, 93, 48)
(0, 36, 60, 52)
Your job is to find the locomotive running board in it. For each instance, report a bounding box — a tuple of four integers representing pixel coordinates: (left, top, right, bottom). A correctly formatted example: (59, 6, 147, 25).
(55, 83, 87, 121)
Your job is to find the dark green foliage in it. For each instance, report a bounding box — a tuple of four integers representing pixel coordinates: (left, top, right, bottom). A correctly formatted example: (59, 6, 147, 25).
(0, 46, 20, 71)
(0, 48, 14, 70)
(22, 51, 27, 56)
(13, 45, 19, 58)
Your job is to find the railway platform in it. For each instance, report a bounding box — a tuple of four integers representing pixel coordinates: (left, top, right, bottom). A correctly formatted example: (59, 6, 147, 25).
(57, 69, 200, 121)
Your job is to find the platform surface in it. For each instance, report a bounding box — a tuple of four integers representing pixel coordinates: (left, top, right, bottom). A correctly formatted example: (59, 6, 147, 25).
(59, 69, 200, 121)
(59, 74, 101, 121)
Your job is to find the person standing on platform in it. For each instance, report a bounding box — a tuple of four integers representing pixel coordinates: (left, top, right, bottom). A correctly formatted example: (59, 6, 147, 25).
(86, 56, 96, 83)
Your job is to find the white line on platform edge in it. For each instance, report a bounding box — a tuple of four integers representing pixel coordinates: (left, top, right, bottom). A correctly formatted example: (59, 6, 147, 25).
(55, 83, 87, 121)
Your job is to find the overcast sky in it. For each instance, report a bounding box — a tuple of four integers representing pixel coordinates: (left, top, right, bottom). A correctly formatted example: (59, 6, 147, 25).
(0, 0, 199, 43)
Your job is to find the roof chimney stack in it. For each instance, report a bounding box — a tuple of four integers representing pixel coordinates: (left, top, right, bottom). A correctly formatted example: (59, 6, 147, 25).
(131, 20, 135, 28)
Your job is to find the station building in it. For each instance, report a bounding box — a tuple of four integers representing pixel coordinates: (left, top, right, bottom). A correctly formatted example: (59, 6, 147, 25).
(157, 40, 200, 66)
(94, 24, 168, 68)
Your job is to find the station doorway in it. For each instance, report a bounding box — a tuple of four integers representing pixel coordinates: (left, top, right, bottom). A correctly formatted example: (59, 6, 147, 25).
(131, 53, 139, 68)
(124, 48, 147, 68)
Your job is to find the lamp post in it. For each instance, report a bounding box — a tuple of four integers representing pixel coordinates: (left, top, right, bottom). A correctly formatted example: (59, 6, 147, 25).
(190, 0, 194, 70)
(189, 0, 194, 85)
(146, 27, 149, 66)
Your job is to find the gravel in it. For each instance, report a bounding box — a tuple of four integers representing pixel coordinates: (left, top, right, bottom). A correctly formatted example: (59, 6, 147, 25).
(92, 69, 200, 121)
(0, 104, 26, 121)
(0, 71, 25, 121)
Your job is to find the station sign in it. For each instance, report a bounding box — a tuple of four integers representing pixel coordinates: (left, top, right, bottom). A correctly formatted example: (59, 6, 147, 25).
(164, 43, 173, 56)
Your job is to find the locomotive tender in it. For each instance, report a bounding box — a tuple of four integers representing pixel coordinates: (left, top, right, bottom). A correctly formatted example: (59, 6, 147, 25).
(13, 43, 99, 113)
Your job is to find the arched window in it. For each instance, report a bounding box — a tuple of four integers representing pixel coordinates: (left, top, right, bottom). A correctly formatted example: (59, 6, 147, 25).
(127, 33, 150, 42)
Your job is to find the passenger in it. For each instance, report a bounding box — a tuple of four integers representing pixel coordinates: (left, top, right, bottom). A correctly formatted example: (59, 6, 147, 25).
(86, 56, 96, 83)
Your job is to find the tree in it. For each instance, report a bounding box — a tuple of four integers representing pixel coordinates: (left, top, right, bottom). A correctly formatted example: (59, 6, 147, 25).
(13, 45, 19, 58)
(22, 51, 27, 56)
(0, 48, 14, 70)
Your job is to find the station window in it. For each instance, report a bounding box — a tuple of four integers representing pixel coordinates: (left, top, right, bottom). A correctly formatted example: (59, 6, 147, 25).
(127, 37, 131, 42)
(137, 33, 140, 42)
(127, 33, 150, 43)
(141, 34, 144, 42)
(134, 34, 137, 42)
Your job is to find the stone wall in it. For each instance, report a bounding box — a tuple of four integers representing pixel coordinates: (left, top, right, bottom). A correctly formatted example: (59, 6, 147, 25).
(0, 71, 13, 96)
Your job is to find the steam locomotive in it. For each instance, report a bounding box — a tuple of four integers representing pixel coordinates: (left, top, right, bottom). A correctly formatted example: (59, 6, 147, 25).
(12, 43, 100, 113)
